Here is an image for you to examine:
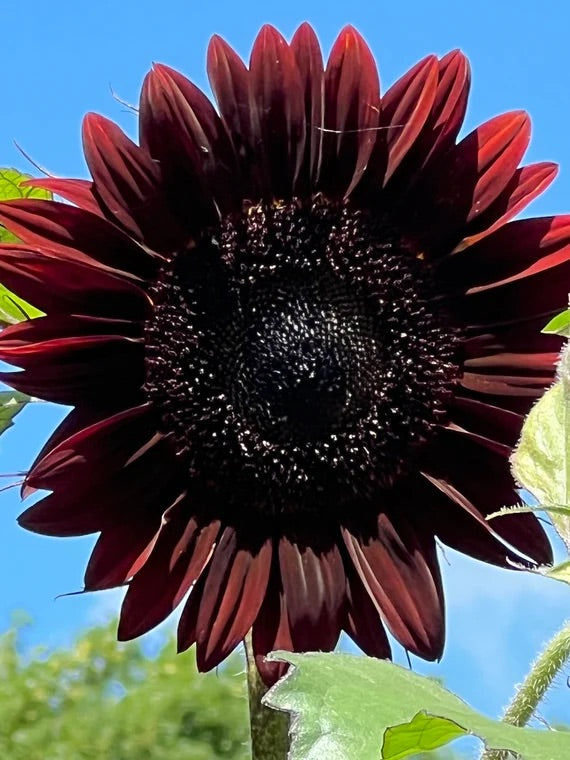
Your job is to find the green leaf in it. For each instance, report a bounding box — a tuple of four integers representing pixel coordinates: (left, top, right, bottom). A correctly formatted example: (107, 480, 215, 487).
(488, 508, 570, 586)
(0, 168, 48, 324)
(542, 560, 570, 585)
(542, 310, 570, 337)
(0, 284, 43, 325)
(382, 711, 467, 759)
(0, 168, 51, 244)
(511, 346, 570, 550)
(0, 390, 31, 435)
(264, 652, 570, 760)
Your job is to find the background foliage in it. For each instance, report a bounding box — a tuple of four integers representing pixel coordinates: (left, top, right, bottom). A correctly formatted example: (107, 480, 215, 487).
(0, 618, 250, 760)
(0, 617, 464, 759)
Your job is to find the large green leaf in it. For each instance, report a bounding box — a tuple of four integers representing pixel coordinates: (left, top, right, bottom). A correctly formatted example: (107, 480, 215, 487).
(511, 346, 570, 550)
(264, 652, 570, 760)
(0, 390, 31, 435)
(0, 168, 47, 324)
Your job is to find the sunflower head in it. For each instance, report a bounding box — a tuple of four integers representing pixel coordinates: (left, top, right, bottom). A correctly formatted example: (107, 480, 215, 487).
(0, 23, 563, 683)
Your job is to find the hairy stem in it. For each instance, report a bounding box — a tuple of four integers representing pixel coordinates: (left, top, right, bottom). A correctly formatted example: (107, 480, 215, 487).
(481, 620, 570, 760)
(244, 633, 289, 760)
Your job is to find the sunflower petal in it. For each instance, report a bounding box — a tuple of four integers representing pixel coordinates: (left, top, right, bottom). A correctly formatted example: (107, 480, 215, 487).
(421, 432, 553, 565)
(279, 537, 345, 651)
(26, 403, 157, 490)
(82, 113, 184, 251)
(0, 199, 156, 278)
(21, 177, 101, 215)
(0, 247, 149, 319)
(207, 35, 260, 197)
(342, 514, 444, 659)
(140, 64, 236, 220)
(380, 54, 438, 184)
(119, 500, 220, 640)
(180, 528, 272, 670)
(249, 25, 306, 198)
(344, 570, 391, 658)
(320, 25, 380, 197)
(290, 22, 325, 192)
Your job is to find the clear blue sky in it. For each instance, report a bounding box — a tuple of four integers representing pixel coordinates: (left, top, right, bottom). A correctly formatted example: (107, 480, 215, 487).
(1, 0, 570, 733)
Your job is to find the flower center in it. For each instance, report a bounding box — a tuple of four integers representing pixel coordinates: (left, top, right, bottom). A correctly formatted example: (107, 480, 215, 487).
(144, 198, 458, 516)
(230, 274, 377, 443)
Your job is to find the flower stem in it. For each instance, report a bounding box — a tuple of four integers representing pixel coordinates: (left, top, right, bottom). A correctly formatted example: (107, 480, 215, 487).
(481, 620, 570, 760)
(244, 632, 289, 760)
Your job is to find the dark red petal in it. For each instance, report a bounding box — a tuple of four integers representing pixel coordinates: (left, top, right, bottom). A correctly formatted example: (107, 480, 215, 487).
(420, 432, 552, 565)
(179, 528, 272, 670)
(249, 25, 306, 198)
(464, 352, 557, 375)
(26, 403, 157, 490)
(119, 500, 220, 640)
(415, 472, 540, 568)
(140, 64, 236, 220)
(408, 111, 531, 253)
(207, 35, 260, 197)
(364, 51, 469, 200)
(342, 513, 444, 659)
(445, 421, 511, 459)
(251, 575, 293, 686)
(460, 371, 552, 399)
(84, 520, 159, 591)
(456, 251, 570, 329)
(290, 23, 325, 192)
(21, 177, 101, 215)
(448, 396, 522, 449)
(344, 570, 391, 659)
(22, 405, 122, 499)
(0, 248, 150, 319)
(18, 434, 179, 537)
(440, 215, 570, 293)
(82, 113, 184, 252)
(0, 314, 140, 349)
(457, 162, 558, 249)
(462, 111, 531, 223)
(320, 25, 380, 197)
(0, 199, 157, 279)
(0, 334, 143, 404)
(415, 50, 471, 168)
(463, 314, 564, 356)
(278, 538, 345, 651)
(380, 55, 438, 185)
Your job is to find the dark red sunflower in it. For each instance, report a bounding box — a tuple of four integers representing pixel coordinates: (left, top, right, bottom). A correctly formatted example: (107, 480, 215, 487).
(1, 23, 564, 684)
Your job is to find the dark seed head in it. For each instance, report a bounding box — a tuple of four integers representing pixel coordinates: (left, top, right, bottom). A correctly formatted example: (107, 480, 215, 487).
(144, 197, 459, 518)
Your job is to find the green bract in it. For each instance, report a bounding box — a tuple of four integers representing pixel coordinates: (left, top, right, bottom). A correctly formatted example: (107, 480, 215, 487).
(511, 344, 570, 550)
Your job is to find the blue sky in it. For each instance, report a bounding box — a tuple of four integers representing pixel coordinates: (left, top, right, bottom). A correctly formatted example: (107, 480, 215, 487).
(1, 0, 570, 734)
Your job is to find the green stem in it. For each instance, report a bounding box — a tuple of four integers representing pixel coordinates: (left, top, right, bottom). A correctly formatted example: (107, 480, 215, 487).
(245, 632, 289, 760)
(481, 620, 570, 760)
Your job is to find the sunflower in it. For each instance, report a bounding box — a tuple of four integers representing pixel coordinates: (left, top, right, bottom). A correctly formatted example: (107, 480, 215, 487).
(0, 23, 563, 684)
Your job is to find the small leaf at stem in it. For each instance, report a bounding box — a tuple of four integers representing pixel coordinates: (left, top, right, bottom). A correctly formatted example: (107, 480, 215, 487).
(542, 310, 570, 337)
(382, 711, 467, 759)
(541, 559, 570, 585)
